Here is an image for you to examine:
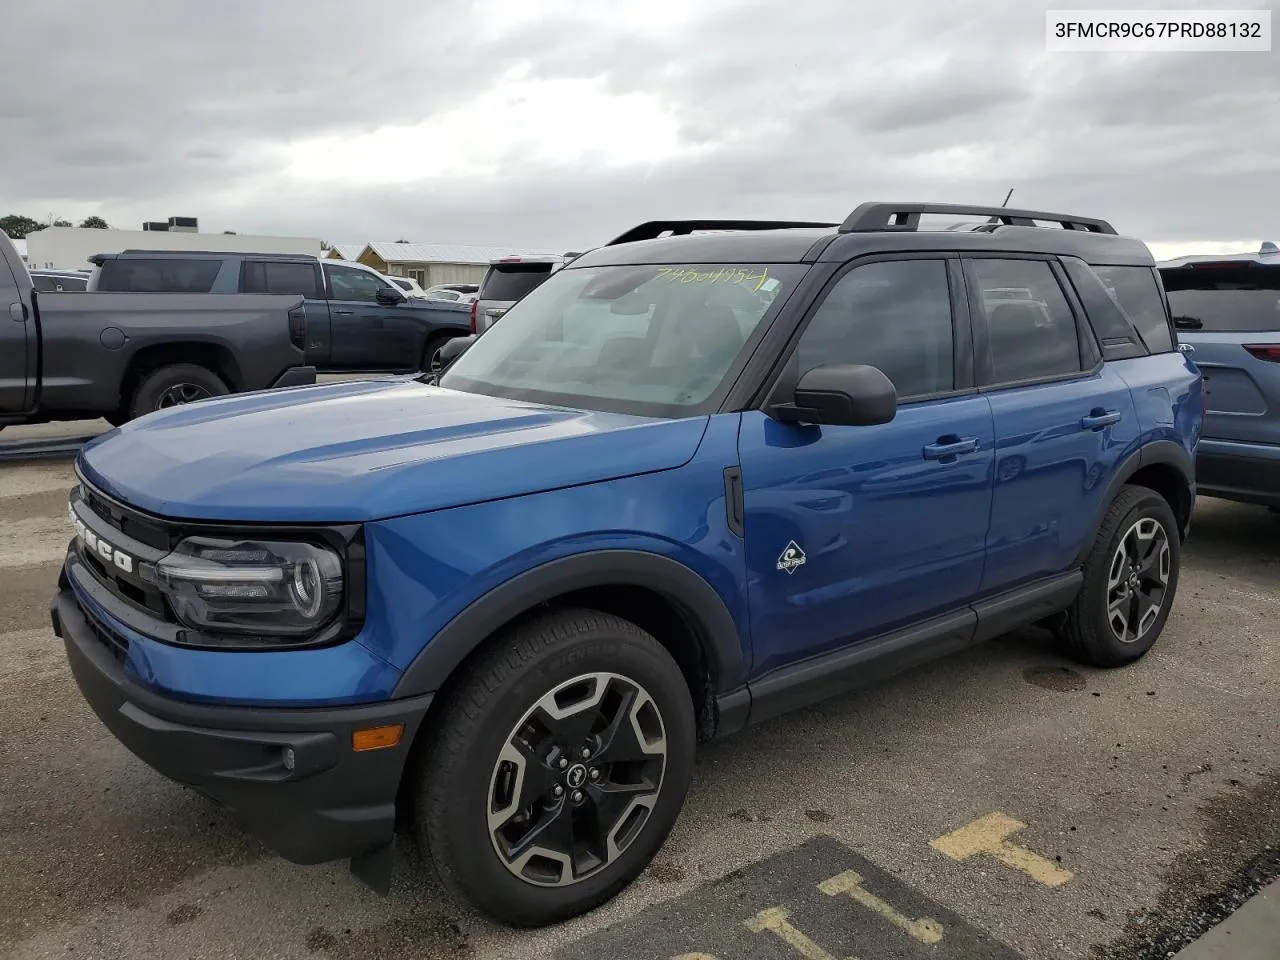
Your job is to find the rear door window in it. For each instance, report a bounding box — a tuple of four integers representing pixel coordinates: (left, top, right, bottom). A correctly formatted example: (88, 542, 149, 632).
(241, 260, 320, 298)
(968, 258, 1083, 384)
(481, 263, 553, 302)
(95, 258, 220, 293)
(1160, 265, 1280, 333)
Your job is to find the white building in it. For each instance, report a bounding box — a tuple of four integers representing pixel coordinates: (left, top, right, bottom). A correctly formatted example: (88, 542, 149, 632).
(24, 226, 323, 270)
(356, 241, 561, 287)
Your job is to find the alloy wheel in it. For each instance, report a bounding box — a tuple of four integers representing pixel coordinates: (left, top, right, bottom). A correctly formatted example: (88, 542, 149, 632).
(487, 671, 668, 887)
(1106, 517, 1171, 643)
(155, 383, 211, 408)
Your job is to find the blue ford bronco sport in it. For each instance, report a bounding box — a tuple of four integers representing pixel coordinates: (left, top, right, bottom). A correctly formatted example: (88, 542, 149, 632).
(53, 202, 1202, 927)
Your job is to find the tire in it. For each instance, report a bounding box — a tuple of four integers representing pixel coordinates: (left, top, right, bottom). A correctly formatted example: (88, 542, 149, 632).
(416, 608, 696, 927)
(420, 333, 460, 375)
(1058, 485, 1181, 668)
(129, 364, 228, 420)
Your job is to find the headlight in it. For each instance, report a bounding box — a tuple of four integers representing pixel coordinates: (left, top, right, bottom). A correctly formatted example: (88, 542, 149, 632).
(148, 537, 344, 637)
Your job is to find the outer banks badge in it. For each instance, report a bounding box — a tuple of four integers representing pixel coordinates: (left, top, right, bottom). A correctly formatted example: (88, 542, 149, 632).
(776, 541, 806, 575)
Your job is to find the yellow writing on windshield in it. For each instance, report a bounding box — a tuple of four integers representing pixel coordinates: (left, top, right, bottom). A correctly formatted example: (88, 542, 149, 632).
(655, 267, 770, 291)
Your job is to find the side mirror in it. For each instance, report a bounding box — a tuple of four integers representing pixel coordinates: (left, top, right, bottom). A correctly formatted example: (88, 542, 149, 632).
(376, 286, 406, 306)
(772, 364, 897, 426)
(437, 334, 476, 367)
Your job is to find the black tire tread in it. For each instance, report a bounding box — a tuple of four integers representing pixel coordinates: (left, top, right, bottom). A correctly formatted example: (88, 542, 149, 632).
(418, 607, 688, 926)
(129, 363, 228, 420)
(1059, 484, 1178, 667)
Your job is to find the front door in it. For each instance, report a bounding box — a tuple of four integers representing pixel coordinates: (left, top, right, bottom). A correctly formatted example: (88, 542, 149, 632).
(0, 253, 33, 412)
(738, 257, 995, 677)
(963, 256, 1139, 594)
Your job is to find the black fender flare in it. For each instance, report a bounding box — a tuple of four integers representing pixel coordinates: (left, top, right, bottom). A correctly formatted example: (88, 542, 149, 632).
(391, 550, 748, 699)
(1074, 440, 1195, 567)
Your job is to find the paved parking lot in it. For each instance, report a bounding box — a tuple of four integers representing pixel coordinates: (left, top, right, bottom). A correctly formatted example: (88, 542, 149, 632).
(1, 431, 1276, 960)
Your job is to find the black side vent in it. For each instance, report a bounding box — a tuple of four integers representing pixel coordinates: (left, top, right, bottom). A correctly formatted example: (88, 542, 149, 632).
(723, 467, 744, 538)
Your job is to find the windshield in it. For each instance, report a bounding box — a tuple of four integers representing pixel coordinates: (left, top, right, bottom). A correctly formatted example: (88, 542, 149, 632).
(441, 262, 807, 416)
(1161, 266, 1280, 333)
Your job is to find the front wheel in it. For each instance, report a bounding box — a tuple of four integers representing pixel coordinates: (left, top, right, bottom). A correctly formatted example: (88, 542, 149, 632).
(416, 609, 696, 927)
(1058, 485, 1181, 667)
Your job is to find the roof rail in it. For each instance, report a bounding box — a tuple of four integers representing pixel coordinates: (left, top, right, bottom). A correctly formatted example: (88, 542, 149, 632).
(840, 202, 1117, 236)
(607, 219, 837, 247)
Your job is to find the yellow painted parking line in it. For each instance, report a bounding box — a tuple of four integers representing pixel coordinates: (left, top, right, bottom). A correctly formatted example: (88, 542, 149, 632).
(931, 812, 1073, 887)
(818, 869, 944, 944)
(745, 906, 849, 960)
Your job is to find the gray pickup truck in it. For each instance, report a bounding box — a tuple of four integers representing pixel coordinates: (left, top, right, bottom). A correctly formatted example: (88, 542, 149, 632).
(1, 230, 315, 429)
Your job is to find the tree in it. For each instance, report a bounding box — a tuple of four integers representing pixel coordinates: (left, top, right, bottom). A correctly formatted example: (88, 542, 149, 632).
(49, 217, 72, 227)
(320, 240, 332, 251)
(80, 216, 109, 229)
(222, 230, 237, 235)
(0, 214, 43, 238)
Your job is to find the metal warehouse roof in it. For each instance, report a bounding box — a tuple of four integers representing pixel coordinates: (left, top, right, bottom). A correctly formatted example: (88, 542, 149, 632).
(329, 243, 365, 260)
(365, 241, 559, 264)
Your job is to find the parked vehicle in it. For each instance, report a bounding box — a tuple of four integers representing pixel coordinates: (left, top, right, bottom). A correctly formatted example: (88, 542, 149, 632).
(54, 203, 1200, 929)
(30, 269, 90, 292)
(1157, 244, 1280, 508)
(470, 254, 571, 333)
(0, 230, 314, 428)
(86, 250, 472, 373)
(387, 275, 429, 298)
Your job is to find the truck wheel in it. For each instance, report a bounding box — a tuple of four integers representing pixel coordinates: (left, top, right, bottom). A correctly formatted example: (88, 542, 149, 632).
(1058, 485, 1181, 668)
(129, 364, 228, 420)
(421, 333, 461, 374)
(416, 608, 696, 927)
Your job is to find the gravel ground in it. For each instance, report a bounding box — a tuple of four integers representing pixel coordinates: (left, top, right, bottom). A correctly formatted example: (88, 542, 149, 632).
(0, 433, 1276, 960)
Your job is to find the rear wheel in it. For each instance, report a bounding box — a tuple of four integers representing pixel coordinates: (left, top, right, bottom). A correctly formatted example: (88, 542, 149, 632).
(416, 609, 696, 927)
(129, 364, 228, 420)
(421, 333, 462, 375)
(1058, 486, 1181, 667)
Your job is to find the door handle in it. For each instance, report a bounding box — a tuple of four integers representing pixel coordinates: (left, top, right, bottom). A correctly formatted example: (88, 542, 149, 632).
(1080, 410, 1122, 430)
(333, 309, 355, 315)
(923, 437, 980, 460)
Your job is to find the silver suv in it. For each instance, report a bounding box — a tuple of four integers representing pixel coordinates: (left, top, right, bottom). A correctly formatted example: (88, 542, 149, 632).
(470, 254, 574, 333)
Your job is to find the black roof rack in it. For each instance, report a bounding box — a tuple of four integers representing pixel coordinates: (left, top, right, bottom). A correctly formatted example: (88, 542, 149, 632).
(607, 219, 837, 247)
(839, 202, 1117, 236)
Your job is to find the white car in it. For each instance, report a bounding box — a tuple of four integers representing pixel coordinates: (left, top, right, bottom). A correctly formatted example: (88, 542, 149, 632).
(386, 275, 430, 298)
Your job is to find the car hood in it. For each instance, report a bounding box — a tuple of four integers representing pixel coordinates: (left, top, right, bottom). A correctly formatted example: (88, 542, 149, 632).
(77, 378, 709, 522)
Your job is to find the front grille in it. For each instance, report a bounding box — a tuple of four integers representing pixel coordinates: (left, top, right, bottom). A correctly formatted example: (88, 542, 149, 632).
(73, 481, 173, 619)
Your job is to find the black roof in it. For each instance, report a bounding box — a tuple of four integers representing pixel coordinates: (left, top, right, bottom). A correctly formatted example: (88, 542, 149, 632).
(89, 249, 317, 265)
(573, 202, 1153, 269)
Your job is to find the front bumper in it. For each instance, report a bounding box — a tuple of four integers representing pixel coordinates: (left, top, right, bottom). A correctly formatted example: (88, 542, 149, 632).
(270, 365, 317, 389)
(52, 582, 433, 871)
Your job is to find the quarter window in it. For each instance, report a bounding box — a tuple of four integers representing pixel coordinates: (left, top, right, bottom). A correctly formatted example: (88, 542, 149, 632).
(970, 259, 1082, 384)
(1092, 265, 1175, 352)
(796, 259, 955, 399)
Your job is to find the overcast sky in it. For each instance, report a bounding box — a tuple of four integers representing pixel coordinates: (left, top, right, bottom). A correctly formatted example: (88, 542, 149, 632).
(3, 0, 1277, 256)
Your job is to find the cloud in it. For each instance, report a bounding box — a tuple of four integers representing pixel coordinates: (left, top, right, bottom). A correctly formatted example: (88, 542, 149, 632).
(2, 0, 1277, 250)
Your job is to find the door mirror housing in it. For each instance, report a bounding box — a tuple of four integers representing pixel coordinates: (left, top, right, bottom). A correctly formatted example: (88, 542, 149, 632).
(772, 364, 897, 426)
(376, 286, 407, 306)
(437, 334, 476, 368)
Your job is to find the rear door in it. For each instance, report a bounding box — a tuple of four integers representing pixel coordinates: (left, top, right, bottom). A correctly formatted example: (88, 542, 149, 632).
(0, 241, 34, 411)
(241, 259, 330, 366)
(1160, 262, 1280, 448)
(966, 255, 1139, 594)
